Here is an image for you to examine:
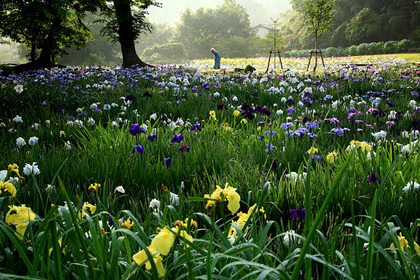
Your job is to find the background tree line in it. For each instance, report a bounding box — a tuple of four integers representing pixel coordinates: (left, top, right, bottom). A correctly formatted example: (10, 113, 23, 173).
(1, 0, 419, 67)
(283, 0, 420, 51)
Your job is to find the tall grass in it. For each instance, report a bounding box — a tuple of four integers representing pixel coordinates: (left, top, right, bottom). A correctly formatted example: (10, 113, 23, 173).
(1, 59, 420, 278)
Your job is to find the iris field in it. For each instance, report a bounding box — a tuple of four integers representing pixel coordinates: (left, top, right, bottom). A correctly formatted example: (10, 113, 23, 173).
(1, 55, 420, 279)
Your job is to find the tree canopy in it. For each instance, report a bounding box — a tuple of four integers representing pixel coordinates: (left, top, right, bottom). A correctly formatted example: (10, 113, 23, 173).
(283, 0, 420, 50)
(174, 0, 259, 59)
(259, 18, 285, 53)
(98, 0, 160, 67)
(0, 0, 104, 68)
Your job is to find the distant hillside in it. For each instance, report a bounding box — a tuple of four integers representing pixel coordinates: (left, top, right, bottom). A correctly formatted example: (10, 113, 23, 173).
(148, 0, 291, 26)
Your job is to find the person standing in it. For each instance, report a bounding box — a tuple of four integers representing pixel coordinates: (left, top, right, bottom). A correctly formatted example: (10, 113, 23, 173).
(211, 48, 220, 69)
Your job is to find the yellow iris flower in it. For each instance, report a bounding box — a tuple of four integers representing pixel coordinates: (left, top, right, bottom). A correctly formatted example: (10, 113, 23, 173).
(133, 245, 165, 277)
(228, 204, 257, 238)
(88, 183, 101, 191)
(178, 228, 193, 249)
(5, 205, 36, 239)
(209, 110, 217, 120)
(151, 227, 176, 256)
(78, 202, 96, 219)
(326, 151, 338, 163)
(120, 218, 135, 230)
(390, 232, 420, 254)
(49, 237, 65, 256)
(0, 180, 16, 197)
(307, 147, 319, 155)
(350, 140, 372, 151)
(204, 183, 241, 215)
(225, 186, 240, 215)
(8, 163, 21, 178)
(179, 218, 198, 229)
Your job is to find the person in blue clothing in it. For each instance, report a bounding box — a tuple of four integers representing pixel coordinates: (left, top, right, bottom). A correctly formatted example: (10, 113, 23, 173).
(211, 48, 220, 69)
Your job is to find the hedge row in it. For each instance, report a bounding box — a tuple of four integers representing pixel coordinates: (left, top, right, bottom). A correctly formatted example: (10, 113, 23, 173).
(283, 39, 420, 58)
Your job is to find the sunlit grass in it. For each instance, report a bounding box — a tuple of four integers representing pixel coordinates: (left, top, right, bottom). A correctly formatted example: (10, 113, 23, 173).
(1, 59, 420, 279)
(190, 53, 415, 73)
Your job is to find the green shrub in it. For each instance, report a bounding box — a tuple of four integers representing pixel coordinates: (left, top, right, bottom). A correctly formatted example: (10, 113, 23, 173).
(142, 43, 187, 64)
(244, 64, 256, 73)
(283, 39, 419, 58)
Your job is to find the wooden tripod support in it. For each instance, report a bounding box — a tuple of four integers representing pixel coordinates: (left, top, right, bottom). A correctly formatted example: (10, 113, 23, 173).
(307, 50, 325, 71)
(266, 50, 283, 73)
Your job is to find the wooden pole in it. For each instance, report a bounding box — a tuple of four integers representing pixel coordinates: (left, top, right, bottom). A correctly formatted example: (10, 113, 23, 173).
(266, 50, 273, 73)
(267, 50, 283, 72)
(277, 50, 283, 69)
(307, 51, 313, 71)
(307, 50, 324, 72)
(320, 50, 325, 68)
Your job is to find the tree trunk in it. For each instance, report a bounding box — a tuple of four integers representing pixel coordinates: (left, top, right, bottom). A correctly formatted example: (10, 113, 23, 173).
(113, 0, 148, 68)
(13, 16, 58, 73)
(313, 32, 318, 72)
(35, 40, 55, 68)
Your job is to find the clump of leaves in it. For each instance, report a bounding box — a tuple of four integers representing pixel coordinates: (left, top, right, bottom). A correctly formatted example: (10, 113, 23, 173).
(244, 64, 256, 73)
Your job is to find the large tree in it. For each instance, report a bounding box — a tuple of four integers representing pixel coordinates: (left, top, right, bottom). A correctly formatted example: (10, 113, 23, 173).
(58, 13, 121, 66)
(305, 0, 336, 71)
(305, 0, 336, 53)
(284, 0, 420, 50)
(99, 0, 160, 68)
(174, 0, 258, 59)
(0, 0, 104, 69)
(259, 18, 285, 52)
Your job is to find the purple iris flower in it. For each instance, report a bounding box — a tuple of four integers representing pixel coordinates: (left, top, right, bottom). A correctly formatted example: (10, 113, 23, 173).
(129, 124, 146, 136)
(242, 111, 255, 120)
(315, 155, 322, 162)
(241, 103, 256, 120)
(265, 143, 275, 152)
(143, 91, 153, 98)
(366, 108, 380, 114)
(260, 108, 272, 116)
(307, 133, 318, 139)
(171, 134, 184, 143)
(324, 117, 340, 124)
(367, 173, 381, 183)
(265, 131, 276, 136)
(164, 157, 171, 167)
(257, 135, 264, 140)
(107, 215, 114, 226)
(132, 145, 144, 154)
(305, 121, 319, 129)
(330, 127, 344, 136)
(217, 104, 227, 110)
(190, 123, 201, 132)
(385, 101, 395, 107)
(290, 207, 305, 220)
(285, 130, 294, 138)
(178, 144, 191, 153)
(281, 122, 294, 130)
(271, 160, 278, 169)
(302, 116, 311, 123)
(287, 107, 296, 115)
(288, 127, 307, 138)
(147, 134, 158, 141)
(125, 94, 136, 102)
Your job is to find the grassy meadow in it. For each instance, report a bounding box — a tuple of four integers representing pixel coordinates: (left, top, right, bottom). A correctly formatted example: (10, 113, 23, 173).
(0, 55, 420, 279)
